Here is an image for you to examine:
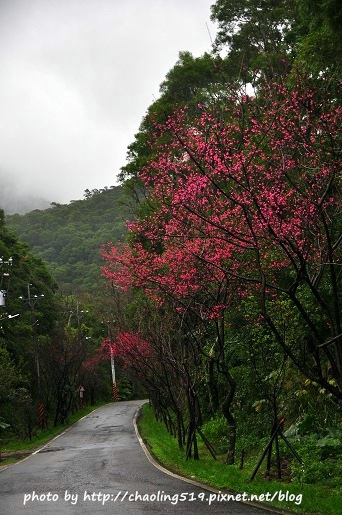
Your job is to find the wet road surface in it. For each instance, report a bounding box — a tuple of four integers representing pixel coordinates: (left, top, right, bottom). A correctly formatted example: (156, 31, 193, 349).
(0, 400, 274, 514)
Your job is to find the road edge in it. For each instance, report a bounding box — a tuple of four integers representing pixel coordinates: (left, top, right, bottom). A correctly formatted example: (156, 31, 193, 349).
(0, 404, 107, 473)
(133, 402, 293, 515)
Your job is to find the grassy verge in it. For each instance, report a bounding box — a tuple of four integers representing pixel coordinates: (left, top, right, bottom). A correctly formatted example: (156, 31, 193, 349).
(137, 403, 341, 515)
(0, 402, 107, 466)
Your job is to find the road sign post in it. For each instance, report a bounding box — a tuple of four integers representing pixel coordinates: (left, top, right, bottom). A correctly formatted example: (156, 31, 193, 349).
(78, 385, 85, 408)
(110, 347, 119, 402)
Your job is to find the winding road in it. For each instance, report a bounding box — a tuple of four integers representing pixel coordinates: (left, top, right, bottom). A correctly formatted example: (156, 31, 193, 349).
(0, 400, 274, 514)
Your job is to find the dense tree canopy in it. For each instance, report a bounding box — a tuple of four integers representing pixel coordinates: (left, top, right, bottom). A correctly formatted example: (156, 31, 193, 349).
(6, 186, 129, 293)
(100, 0, 342, 475)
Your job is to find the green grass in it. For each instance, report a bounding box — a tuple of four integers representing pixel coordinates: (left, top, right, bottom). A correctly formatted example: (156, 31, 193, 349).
(0, 402, 107, 462)
(138, 403, 342, 515)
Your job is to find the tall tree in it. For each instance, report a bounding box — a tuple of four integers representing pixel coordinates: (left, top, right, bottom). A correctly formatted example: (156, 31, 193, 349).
(211, 0, 295, 80)
(293, 0, 342, 75)
(104, 74, 342, 402)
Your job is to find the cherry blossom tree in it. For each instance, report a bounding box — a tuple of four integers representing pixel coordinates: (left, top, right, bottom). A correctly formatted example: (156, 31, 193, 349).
(103, 73, 341, 462)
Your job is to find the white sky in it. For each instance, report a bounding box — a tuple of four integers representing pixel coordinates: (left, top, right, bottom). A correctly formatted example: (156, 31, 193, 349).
(0, 0, 217, 211)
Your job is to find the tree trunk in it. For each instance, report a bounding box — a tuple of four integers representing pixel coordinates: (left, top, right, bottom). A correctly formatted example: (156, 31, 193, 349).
(207, 356, 219, 413)
(221, 373, 237, 465)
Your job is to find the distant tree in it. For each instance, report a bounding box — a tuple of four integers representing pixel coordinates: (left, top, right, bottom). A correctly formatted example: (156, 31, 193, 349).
(293, 0, 342, 75)
(6, 187, 129, 294)
(211, 0, 294, 80)
(210, 0, 342, 78)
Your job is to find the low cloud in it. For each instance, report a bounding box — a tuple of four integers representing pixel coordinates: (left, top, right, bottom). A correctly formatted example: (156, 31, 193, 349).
(0, 0, 215, 208)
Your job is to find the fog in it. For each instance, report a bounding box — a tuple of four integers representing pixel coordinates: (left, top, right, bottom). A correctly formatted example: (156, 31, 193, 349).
(0, 0, 216, 213)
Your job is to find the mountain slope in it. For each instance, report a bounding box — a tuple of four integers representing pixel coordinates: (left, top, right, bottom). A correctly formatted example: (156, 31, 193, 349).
(5, 186, 130, 293)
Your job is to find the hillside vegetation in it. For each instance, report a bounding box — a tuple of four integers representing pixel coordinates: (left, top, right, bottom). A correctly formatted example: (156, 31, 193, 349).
(6, 186, 130, 293)
(0, 208, 127, 441)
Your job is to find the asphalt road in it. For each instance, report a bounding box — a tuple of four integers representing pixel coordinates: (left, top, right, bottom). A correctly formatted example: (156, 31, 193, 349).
(0, 400, 273, 514)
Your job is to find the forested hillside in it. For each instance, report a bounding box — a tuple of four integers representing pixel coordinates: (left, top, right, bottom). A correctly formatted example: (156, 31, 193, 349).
(0, 208, 128, 439)
(6, 186, 130, 293)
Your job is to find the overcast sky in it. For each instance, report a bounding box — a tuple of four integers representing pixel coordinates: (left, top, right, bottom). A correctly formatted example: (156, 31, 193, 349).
(0, 0, 217, 212)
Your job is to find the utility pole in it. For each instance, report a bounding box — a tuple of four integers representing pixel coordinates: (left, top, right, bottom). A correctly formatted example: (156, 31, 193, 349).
(19, 283, 45, 428)
(67, 302, 88, 344)
(104, 319, 119, 402)
(110, 345, 119, 402)
(0, 256, 13, 309)
(75, 302, 88, 345)
(0, 257, 18, 332)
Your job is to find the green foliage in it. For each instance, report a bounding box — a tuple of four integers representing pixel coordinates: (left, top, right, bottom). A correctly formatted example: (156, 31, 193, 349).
(6, 186, 130, 294)
(211, 0, 295, 81)
(293, 0, 342, 74)
(201, 415, 230, 455)
(288, 429, 342, 488)
(0, 339, 30, 436)
(119, 51, 233, 186)
(0, 343, 27, 430)
(0, 342, 19, 395)
(209, 0, 342, 86)
(159, 51, 229, 104)
(139, 404, 342, 514)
